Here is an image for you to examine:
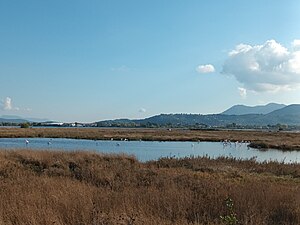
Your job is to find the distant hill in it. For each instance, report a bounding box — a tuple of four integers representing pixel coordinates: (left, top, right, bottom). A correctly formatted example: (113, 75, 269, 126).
(267, 104, 300, 116)
(0, 115, 49, 123)
(0, 118, 28, 123)
(26, 117, 50, 123)
(96, 104, 300, 127)
(1, 115, 24, 120)
(222, 103, 286, 115)
(139, 114, 264, 126)
(261, 104, 300, 125)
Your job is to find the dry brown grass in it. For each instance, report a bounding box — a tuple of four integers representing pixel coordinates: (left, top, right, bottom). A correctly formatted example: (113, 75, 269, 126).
(0, 127, 300, 150)
(0, 149, 299, 225)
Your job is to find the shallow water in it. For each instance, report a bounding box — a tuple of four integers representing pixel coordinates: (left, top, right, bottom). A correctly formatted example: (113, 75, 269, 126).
(0, 138, 299, 163)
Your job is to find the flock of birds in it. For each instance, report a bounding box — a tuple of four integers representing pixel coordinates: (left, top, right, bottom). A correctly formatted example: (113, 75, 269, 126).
(221, 140, 251, 149)
(24, 138, 134, 147)
(25, 139, 52, 146)
(190, 139, 251, 149)
(24, 138, 251, 150)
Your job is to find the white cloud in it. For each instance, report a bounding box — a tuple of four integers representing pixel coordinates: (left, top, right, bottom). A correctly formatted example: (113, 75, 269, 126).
(222, 39, 300, 92)
(196, 64, 215, 73)
(292, 39, 300, 48)
(3, 97, 12, 110)
(238, 87, 247, 98)
(1, 97, 27, 111)
(139, 108, 146, 113)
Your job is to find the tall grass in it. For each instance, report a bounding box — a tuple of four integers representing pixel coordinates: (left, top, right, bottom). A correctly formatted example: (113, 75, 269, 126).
(0, 149, 299, 224)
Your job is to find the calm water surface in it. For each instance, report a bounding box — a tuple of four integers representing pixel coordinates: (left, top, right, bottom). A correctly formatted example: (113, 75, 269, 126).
(0, 138, 299, 163)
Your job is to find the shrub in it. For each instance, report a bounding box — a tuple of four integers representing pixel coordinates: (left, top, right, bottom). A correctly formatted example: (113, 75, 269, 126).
(20, 123, 30, 128)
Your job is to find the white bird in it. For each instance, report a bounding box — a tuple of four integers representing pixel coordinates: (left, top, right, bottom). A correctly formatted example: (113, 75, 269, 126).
(25, 139, 29, 145)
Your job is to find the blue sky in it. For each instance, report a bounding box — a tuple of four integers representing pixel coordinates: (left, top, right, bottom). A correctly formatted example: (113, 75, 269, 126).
(1, 0, 300, 122)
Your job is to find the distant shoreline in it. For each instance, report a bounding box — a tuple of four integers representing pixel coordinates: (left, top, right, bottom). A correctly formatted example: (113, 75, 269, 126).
(0, 127, 299, 151)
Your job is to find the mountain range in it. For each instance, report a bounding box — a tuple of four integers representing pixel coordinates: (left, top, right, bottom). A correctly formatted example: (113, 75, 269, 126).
(221, 103, 286, 115)
(97, 103, 300, 127)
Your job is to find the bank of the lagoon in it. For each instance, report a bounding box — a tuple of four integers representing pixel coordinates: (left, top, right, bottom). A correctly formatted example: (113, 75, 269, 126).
(1, 137, 300, 163)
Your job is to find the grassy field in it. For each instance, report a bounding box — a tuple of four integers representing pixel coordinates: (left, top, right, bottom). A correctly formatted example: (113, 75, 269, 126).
(0, 127, 300, 150)
(0, 149, 299, 225)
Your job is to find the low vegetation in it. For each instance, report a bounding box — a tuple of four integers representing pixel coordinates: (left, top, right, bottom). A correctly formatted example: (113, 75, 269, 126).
(0, 149, 299, 225)
(20, 123, 30, 129)
(0, 127, 300, 151)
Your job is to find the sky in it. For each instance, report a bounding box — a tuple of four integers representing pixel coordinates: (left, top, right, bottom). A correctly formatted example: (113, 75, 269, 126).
(1, 0, 300, 122)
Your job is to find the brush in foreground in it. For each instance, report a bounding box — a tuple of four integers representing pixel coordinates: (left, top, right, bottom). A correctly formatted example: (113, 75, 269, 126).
(0, 149, 299, 225)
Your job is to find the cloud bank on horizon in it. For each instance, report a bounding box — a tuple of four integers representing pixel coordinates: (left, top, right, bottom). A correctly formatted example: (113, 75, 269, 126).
(3, 97, 13, 111)
(222, 39, 300, 92)
(1, 97, 18, 111)
(0, 97, 31, 112)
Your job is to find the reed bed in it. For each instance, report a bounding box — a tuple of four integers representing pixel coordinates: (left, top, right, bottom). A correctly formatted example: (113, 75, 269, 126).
(0, 149, 299, 224)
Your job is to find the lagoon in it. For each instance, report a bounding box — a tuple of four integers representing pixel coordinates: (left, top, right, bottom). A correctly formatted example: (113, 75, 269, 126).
(0, 138, 299, 163)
